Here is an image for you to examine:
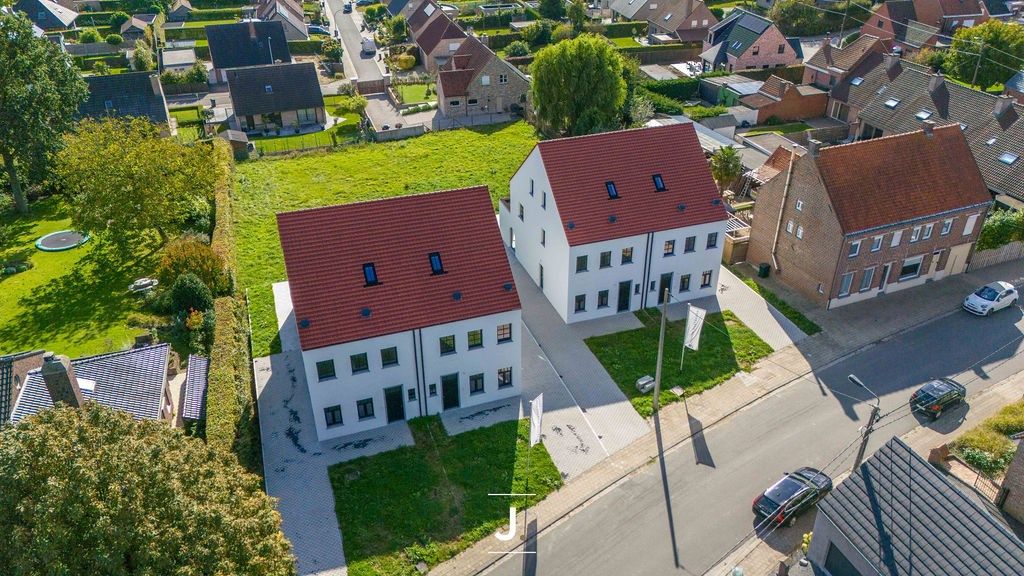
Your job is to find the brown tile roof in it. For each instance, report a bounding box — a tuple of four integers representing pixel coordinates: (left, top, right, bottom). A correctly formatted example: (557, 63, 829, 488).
(748, 145, 803, 184)
(739, 93, 775, 108)
(813, 125, 991, 234)
(438, 68, 475, 97)
(277, 187, 520, 351)
(535, 124, 729, 246)
(406, 0, 440, 34)
(414, 10, 464, 54)
(759, 75, 790, 100)
(437, 35, 497, 96)
(805, 34, 884, 73)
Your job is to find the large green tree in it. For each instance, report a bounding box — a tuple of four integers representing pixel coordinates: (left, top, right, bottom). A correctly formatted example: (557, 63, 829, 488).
(538, 0, 565, 20)
(710, 145, 742, 192)
(531, 34, 626, 135)
(944, 20, 1024, 91)
(568, 0, 587, 34)
(56, 117, 216, 249)
(0, 403, 295, 575)
(0, 10, 88, 213)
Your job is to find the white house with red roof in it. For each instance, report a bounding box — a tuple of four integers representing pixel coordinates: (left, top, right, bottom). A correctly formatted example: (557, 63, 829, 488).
(277, 187, 522, 440)
(499, 124, 730, 324)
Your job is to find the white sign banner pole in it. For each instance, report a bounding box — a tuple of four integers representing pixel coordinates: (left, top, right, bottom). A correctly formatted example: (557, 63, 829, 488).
(529, 393, 544, 447)
(682, 304, 706, 369)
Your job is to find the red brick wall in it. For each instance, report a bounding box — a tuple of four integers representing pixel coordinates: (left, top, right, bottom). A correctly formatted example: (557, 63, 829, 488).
(755, 88, 829, 123)
(728, 25, 801, 72)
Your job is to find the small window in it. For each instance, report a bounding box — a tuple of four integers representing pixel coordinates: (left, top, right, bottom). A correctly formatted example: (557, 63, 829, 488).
(786, 220, 794, 234)
(541, 192, 547, 209)
(621, 247, 634, 264)
(860, 267, 875, 292)
(752, 45, 759, 55)
(884, 98, 900, 109)
(429, 252, 444, 274)
(408, 388, 417, 401)
(1000, 152, 1019, 165)
(316, 359, 336, 381)
(529, 178, 534, 196)
(324, 405, 343, 427)
(356, 398, 374, 420)
(777, 43, 785, 54)
(795, 199, 804, 211)
(264, 85, 273, 93)
(439, 335, 456, 355)
(634, 284, 641, 295)
(700, 270, 713, 288)
(891, 229, 903, 247)
(848, 240, 861, 258)
(900, 256, 923, 280)
(429, 383, 437, 396)
(363, 263, 379, 285)
(838, 272, 854, 296)
(664, 240, 676, 256)
(498, 366, 513, 388)
(923, 223, 933, 240)
(796, 226, 804, 239)
(598, 290, 609, 308)
(540, 229, 546, 246)
(653, 174, 666, 191)
(381, 347, 398, 367)
(606, 181, 619, 199)
(850, 76, 864, 86)
(450, 100, 461, 107)
(915, 109, 932, 120)
(910, 226, 922, 242)
(941, 218, 953, 235)
(468, 329, 483, 349)
(467, 99, 478, 106)
(497, 323, 512, 342)
(518, 203, 524, 221)
(104, 100, 114, 110)
(350, 353, 369, 373)
(576, 255, 588, 272)
(706, 233, 718, 249)
(600, 251, 612, 268)
(871, 235, 883, 252)
(685, 236, 696, 252)
(470, 373, 485, 395)
(574, 294, 586, 313)
(817, 283, 824, 294)
(679, 274, 690, 292)
(481, 75, 490, 86)
(498, 74, 508, 84)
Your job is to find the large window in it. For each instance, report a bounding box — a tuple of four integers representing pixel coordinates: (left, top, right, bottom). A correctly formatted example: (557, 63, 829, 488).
(900, 256, 923, 280)
(381, 347, 398, 367)
(497, 323, 512, 343)
(701, 270, 713, 288)
(848, 240, 861, 258)
(498, 367, 513, 388)
(575, 294, 586, 313)
(860, 267, 875, 292)
(350, 353, 369, 374)
(356, 398, 374, 420)
(297, 107, 317, 124)
(470, 373, 485, 395)
(316, 359, 336, 381)
(685, 236, 696, 252)
(839, 272, 854, 296)
(324, 405, 343, 427)
(468, 329, 483, 349)
(439, 335, 456, 355)
(598, 290, 609, 308)
(576, 255, 588, 272)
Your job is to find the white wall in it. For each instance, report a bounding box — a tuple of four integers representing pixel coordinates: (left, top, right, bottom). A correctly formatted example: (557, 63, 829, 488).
(301, 309, 522, 441)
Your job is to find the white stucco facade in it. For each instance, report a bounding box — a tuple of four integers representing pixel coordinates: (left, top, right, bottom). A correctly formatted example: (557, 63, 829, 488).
(301, 309, 522, 440)
(499, 148, 727, 323)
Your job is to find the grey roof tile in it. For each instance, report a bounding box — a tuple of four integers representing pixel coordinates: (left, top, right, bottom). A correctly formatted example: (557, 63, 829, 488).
(78, 72, 170, 125)
(182, 355, 208, 421)
(206, 21, 291, 70)
(226, 62, 324, 116)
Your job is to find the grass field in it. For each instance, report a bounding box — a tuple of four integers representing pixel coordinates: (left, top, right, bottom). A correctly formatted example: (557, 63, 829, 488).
(586, 310, 772, 416)
(329, 417, 561, 576)
(0, 198, 155, 357)
(395, 83, 434, 104)
(234, 121, 540, 356)
(608, 36, 641, 48)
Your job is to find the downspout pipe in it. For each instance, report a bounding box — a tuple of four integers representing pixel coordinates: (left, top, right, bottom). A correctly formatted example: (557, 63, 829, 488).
(769, 148, 797, 272)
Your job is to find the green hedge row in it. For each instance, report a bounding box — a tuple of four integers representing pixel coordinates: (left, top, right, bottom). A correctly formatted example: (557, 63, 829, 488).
(73, 53, 129, 70)
(190, 0, 250, 7)
(635, 86, 686, 114)
(195, 44, 211, 59)
(188, 7, 245, 20)
(486, 31, 521, 51)
(287, 39, 324, 54)
(165, 26, 209, 41)
(641, 77, 702, 101)
(588, 21, 646, 38)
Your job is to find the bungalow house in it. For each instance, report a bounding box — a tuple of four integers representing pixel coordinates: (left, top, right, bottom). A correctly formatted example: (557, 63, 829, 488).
(499, 124, 729, 323)
(738, 75, 827, 124)
(8, 346, 175, 425)
(277, 186, 523, 441)
(160, 47, 197, 73)
(807, 438, 1024, 575)
(78, 72, 175, 136)
(700, 9, 801, 73)
(747, 124, 991, 309)
(119, 15, 150, 41)
(255, 0, 308, 40)
(13, 0, 77, 30)
(205, 20, 291, 84)
(0, 350, 45, 426)
(167, 0, 193, 22)
(801, 33, 885, 89)
(610, 0, 664, 23)
(411, 6, 466, 71)
(646, 0, 718, 44)
(436, 35, 530, 119)
(226, 62, 324, 133)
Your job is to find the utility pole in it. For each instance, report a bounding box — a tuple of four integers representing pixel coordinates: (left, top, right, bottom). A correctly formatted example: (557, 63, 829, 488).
(651, 288, 670, 413)
(849, 374, 881, 470)
(838, 0, 851, 47)
(972, 39, 985, 88)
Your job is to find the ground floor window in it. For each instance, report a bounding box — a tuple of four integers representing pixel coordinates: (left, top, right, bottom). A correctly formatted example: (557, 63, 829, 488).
(598, 290, 609, 308)
(899, 255, 923, 280)
(859, 267, 875, 292)
(357, 398, 375, 420)
(470, 373, 485, 395)
(680, 274, 690, 292)
(575, 294, 586, 312)
(429, 383, 437, 396)
(324, 404, 343, 427)
(296, 107, 317, 124)
(701, 270, 713, 288)
(449, 100, 461, 107)
(839, 272, 854, 296)
(407, 388, 416, 401)
(498, 367, 512, 388)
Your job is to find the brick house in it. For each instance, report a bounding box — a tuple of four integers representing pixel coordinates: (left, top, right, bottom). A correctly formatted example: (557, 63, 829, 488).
(610, 0, 664, 23)
(226, 62, 325, 133)
(860, 1, 940, 55)
(436, 36, 530, 118)
(78, 72, 175, 136)
(413, 7, 466, 71)
(277, 187, 522, 441)
(646, 0, 718, 44)
(739, 75, 828, 123)
(747, 124, 991, 309)
(802, 33, 885, 89)
(700, 9, 801, 73)
(912, 0, 991, 34)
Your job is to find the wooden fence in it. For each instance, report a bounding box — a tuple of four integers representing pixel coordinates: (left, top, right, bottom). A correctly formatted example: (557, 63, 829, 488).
(968, 241, 1024, 272)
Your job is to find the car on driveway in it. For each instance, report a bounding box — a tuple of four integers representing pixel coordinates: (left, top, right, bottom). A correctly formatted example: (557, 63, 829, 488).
(910, 378, 966, 420)
(308, 25, 331, 35)
(752, 467, 832, 527)
(963, 281, 1018, 316)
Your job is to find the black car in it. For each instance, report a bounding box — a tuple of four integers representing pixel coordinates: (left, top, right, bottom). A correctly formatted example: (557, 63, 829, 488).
(910, 378, 966, 420)
(753, 467, 833, 527)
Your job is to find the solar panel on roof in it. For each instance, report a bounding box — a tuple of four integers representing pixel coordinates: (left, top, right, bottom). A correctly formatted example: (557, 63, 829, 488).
(739, 13, 770, 34)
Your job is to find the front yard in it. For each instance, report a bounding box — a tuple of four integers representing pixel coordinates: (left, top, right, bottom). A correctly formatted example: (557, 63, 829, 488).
(586, 310, 773, 417)
(233, 121, 540, 357)
(328, 417, 561, 576)
(394, 83, 435, 105)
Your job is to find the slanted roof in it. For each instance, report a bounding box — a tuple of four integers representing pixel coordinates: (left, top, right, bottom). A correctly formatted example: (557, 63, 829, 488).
(649, 0, 704, 33)
(759, 75, 790, 100)
(15, 0, 78, 27)
(884, 0, 920, 36)
(405, 0, 441, 34)
(171, 0, 193, 10)
(805, 34, 883, 73)
(813, 125, 991, 234)
(205, 21, 291, 70)
(0, 350, 45, 425)
(611, 0, 659, 21)
(831, 52, 913, 110)
(277, 186, 521, 351)
(387, 0, 410, 15)
(10, 345, 170, 424)
(1008, 71, 1024, 94)
(438, 35, 514, 97)
(226, 62, 324, 116)
(120, 15, 148, 33)
(748, 145, 802, 184)
(817, 437, 1024, 576)
(415, 10, 465, 54)
(535, 124, 729, 247)
(257, 0, 307, 36)
(79, 72, 169, 126)
(902, 19, 939, 48)
(707, 9, 774, 58)
(181, 355, 208, 421)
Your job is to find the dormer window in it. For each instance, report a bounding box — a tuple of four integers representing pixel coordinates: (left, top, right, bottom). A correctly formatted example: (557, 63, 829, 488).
(663, 13, 671, 21)
(363, 263, 379, 285)
(265, 85, 273, 93)
(429, 252, 444, 274)
(884, 98, 900, 108)
(652, 174, 666, 191)
(1000, 152, 1019, 165)
(606, 181, 618, 199)
(850, 76, 864, 86)
(915, 109, 932, 120)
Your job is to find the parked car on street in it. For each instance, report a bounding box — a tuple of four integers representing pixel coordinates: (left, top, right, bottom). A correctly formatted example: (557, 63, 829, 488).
(355, 0, 377, 5)
(361, 36, 376, 54)
(963, 281, 1018, 316)
(343, 2, 353, 12)
(753, 467, 832, 527)
(308, 25, 331, 35)
(910, 378, 966, 420)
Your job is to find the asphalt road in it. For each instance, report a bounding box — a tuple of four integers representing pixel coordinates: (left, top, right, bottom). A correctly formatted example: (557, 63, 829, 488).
(323, 0, 383, 81)
(486, 305, 1024, 576)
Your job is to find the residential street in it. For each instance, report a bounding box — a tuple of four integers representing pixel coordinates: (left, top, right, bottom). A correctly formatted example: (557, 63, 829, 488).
(323, 0, 383, 81)
(485, 305, 1024, 576)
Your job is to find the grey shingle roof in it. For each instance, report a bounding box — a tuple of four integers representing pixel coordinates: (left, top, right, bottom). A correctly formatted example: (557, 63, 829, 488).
(0, 350, 44, 425)
(182, 355, 208, 421)
(206, 21, 291, 70)
(704, 9, 775, 65)
(1007, 71, 1024, 94)
(78, 72, 170, 126)
(13, 0, 77, 29)
(226, 62, 324, 116)
(816, 437, 1024, 576)
(9, 345, 169, 425)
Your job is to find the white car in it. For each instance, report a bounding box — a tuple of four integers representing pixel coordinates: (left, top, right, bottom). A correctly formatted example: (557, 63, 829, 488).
(963, 281, 1018, 316)
(129, 277, 159, 293)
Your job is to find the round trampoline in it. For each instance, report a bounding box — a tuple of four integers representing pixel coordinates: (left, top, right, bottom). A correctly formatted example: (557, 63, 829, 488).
(35, 230, 90, 252)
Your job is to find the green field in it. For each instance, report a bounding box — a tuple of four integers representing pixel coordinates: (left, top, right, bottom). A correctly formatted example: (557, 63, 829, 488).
(0, 198, 154, 357)
(233, 121, 540, 356)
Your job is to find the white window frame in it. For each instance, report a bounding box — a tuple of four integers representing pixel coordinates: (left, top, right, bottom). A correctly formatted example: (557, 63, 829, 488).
(941, 218, 953, 235)
(795, 199, 804, 211)
(923, 223, 933, 240)
(838, 272, 855, 297)
(963, 213, 979, 236)
(481, 75, 490, 86)
(796, 225, 804, 239)
(891, 229, 902, 247)
(871, 235, 883, 252)
(899, 255, 924, 280)
(910, 226, 922, 243)
(859, 267, 875, 292)
(786, 220, 794, 234)
(848, 240, 861, 258)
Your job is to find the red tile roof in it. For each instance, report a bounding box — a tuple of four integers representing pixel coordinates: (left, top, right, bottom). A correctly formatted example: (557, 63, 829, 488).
(814, 124, 991, 234)
(535, 124, 729, 246)
(277, 187, 521, 351)
(437, 36, 496, 97)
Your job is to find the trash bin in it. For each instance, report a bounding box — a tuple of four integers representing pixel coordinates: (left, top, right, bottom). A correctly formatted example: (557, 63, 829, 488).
(758, 263, 771, 278)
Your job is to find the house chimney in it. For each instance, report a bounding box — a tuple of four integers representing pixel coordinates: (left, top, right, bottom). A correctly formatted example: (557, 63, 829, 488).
(41, 353, 84, 409)
(248, 19, 256, 39)
(928, 72, 944, 94)
(821, 34, 832, 65)
(807, 139, 822, 157)
(150, 73, 161, 96)
(994, 94, 1014, 117)
(922, 119, 935, 137)
(884, 51, 900, 72)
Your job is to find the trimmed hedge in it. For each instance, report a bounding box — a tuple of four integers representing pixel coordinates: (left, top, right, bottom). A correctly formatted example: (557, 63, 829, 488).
(73, 53, 129, 70)
(736, 65, 805, 84)
(617, 43, 699, 54)
(165, 26, 209, 41)
(190, 0, 250, 7)
(486, 31, 521, 51)
(287, 39, 324, 54)
(642, 77, 702, 101)
(189, 7, 244, 20)
(635, 86, 685, 114)
(590, 21, 646, 38)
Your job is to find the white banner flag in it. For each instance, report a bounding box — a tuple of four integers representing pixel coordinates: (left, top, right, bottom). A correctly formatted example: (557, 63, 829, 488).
(529, 393, 544, 446)
(684, 305, 706, 351)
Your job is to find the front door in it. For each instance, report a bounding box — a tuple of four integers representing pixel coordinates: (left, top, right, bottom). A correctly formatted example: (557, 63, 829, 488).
(878, 263, 891, 294)
(617, 280, 632, 312)
(658, 273, 673, 304)
(442, 373, 460, 410)
(384, 385, 405, 423)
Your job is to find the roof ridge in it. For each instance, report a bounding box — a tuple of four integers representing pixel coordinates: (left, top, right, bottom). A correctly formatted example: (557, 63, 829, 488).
(24, 343, 170, 374)
(277, 185, 491, 217)
(818, 123, 959, 155)
(537, 123, 684, 148)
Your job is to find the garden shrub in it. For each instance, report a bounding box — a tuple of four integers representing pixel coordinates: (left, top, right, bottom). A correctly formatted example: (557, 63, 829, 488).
(108, 10, 130, 27)
(79, 28, 102, 43)
(321, 37, 344, 62)
(92, 62, 111, 75)
(986, 402, 1024, 435)
(592, 21, 645, 38)
(521, 20, 552, 47)
(634, 86, 685, 114)
(395, 53, 416, 70)
(506, 40, 530, 57)
(170, 273, 214, 314)
(157, 238, 228, 295)
(332, 94, 368, 114)
(105, 33, 124, 45)
(552, 23, 573, 43)
(769, 0, 872, 37)
(685, 104, 729, 120)
(486, 32, 521, 51)
(976, 209, 1024, 251)
(960, 445, 1015, 476)
(287, 39, 324, 55)
(710, 7, 724, 19)
(641, 77, 702, 101)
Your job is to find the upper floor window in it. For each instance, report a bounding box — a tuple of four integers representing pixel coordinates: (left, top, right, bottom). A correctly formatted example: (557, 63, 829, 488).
(363, 263, 379, 286)
(777, 43, 785, 54)
(622, 247, 633, 264)
(923, 223, 933, 240)
(849, 240, 861, 258)
(706, 233, 718, 249)
(468, 329, 483, 349)
(941, 219, 953, 235)
(795, 200, 804, 211)
(871, 235, 883, 252)
(664, 240, 676, 256)
(752, 45, 760, 55)
(316, 359, 336, 381)
(576, 255, 588, 272)
(350, 353, 369, 374)
(529, 178, 534, 196)
(429, 252, 444, 274)
(381, 347, 398, 367)
(518, 203, 524, 221)
(600, 251, 612, 268)
(685, 236, 696, 252)
(440, 335, 456, 355)
(910, 226, 922, 243)
(499, 74, 508, 84)
(497, 323, 513, 343)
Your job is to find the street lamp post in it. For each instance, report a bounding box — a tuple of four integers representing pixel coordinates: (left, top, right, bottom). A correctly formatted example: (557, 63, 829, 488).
(848, 374, 881, 470)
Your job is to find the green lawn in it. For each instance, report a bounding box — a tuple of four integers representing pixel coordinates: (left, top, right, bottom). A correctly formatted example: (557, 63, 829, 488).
(395, 83, 435, 104)
(744, 122, 813, 136)
(329, 417, 562, 576)
(608, 36, 641, 48)
(169, 105, 204, 124)
(0, 198, 155, 357)
(730, 266, 821, 335)
(251, 129, 340, 154)
(182, 18, 237, 27)
(233, 121, 540, 356)
(586, 310, 772, 417)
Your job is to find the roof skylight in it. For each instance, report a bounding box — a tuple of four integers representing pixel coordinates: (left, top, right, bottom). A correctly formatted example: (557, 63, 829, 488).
(915, 109, 932, 120)
(884, 98, 901, 109)
(606, 181, 619, 199)
(850, 76, 864, 86)
(999, 152, 1019, 165)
